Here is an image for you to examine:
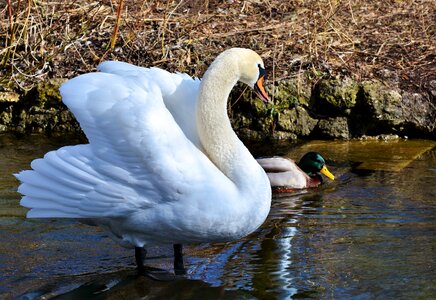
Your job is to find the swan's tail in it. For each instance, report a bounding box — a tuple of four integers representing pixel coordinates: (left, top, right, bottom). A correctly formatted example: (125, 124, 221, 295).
(15, 145, 104, 218)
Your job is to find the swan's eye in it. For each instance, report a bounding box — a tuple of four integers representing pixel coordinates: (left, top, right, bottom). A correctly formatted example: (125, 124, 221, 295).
(258, 64, 267, 80)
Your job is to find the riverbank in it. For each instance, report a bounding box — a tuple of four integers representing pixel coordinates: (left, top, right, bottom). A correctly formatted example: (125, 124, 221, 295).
(1, 1, 434, 139)
(0, 76, 434, 140)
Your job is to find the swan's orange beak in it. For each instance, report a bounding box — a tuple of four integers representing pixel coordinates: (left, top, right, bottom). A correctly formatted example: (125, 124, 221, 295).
(254, 76, 269, 103)
(254, 67, 270, 103)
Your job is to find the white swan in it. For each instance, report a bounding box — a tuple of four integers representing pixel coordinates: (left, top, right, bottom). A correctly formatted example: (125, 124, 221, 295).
(15, 48, 272, 276)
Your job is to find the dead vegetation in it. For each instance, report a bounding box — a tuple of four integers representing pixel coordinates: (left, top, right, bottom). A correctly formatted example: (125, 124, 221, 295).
(1, 0, 435, 94)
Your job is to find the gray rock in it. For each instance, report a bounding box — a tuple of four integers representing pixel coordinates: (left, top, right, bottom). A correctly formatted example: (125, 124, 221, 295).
(276, 106, 318, 136)
(272, 77, 311, 107)
(316, 117, 350, 139)
(359, 80, 404, 126)
(1, 75, 434, 140)
(312, 77, 359, 114)
(401, 91, 435, 136)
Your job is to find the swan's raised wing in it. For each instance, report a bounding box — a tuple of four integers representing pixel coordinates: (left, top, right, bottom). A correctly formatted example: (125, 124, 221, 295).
(17, 65, 230, 218)
(98, 62, 202, 148)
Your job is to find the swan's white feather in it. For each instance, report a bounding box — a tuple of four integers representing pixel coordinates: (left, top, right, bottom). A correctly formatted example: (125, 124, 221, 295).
(17, 68, 230, 222)
(16, 50, 271, 247)
(97, 62, 202, 148)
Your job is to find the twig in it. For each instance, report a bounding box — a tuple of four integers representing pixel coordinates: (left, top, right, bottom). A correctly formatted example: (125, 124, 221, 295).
(6, 0, 14, 42)
(160, 0, 184, 59)
(109, 0, 124, 50)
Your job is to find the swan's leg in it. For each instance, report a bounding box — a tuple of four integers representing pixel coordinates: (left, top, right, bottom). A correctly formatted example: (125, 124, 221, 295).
(135, 246, 147, 275)
(135, 246, 176, 281)
(173, 244, 186, 275)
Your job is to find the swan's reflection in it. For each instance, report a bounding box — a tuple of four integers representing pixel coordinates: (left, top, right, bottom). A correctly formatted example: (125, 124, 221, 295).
(192, 191, 311, 298)
(276, 218, 298, 297)
(264, 192, 306, 298)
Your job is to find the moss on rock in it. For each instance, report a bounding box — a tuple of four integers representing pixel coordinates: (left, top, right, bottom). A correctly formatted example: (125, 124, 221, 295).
(0, 91, 20, 103)
(359, 80, 404, 125)
(314, 77, 359, 113)
(315, 117, 350, 139)
(23, 78, 67, 108)
(1, 74, 433, 140)
(271, 78, 311, 108)
(276, 107, 318, 136)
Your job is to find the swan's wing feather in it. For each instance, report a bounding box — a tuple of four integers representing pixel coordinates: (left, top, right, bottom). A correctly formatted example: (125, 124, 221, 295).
(18, 67, 223, 218)
(60, 70, 210, 200)
(97, 62, 202, 147)
(17, 145, 149, 218)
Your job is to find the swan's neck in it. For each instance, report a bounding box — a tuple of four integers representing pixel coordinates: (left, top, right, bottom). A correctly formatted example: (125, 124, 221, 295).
(196, 58, 263, 187)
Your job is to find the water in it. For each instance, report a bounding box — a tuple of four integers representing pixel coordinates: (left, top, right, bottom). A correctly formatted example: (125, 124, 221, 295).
(0, 134, 435, 299)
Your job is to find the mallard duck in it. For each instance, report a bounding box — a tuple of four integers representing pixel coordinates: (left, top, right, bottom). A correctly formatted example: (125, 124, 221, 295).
(257, 152, 335, 192)
(15, 48, 272, 277)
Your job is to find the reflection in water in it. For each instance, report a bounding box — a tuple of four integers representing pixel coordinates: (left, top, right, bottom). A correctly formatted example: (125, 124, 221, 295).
(1, 134, 435, 299)
(249, 195, 301, 299)
(276, 220, 297, 298)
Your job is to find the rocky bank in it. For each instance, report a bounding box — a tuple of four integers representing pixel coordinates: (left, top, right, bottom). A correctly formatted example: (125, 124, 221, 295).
(0, 75, 434, 140)
(233, 76, 435, 140)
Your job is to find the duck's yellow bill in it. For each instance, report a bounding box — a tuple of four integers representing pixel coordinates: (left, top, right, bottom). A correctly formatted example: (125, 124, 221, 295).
(320, 165, 335, 180)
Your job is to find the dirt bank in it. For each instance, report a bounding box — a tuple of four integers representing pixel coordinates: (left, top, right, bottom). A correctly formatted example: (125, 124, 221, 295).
(1, 0, 434, 139)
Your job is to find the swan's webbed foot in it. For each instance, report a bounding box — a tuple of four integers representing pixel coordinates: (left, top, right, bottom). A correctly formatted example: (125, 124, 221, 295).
(173, 244, 186, 275)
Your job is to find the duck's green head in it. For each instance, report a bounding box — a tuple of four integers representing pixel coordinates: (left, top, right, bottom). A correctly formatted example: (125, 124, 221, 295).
(298, 152, 335, 180)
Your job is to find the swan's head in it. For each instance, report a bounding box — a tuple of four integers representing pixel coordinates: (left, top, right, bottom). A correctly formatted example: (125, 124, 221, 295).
(237, 49, 270, 103)
(216, 48, 270, 103)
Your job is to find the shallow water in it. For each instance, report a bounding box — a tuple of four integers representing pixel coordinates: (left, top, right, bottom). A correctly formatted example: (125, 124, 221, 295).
(0, 134, 435, 299)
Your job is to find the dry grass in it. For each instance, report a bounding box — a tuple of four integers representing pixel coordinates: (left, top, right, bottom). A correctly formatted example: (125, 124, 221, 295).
(1, 0, 435, 93)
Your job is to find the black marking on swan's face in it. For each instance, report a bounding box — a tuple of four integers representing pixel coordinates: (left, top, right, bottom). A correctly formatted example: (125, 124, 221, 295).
(254, 64, 269, 103)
